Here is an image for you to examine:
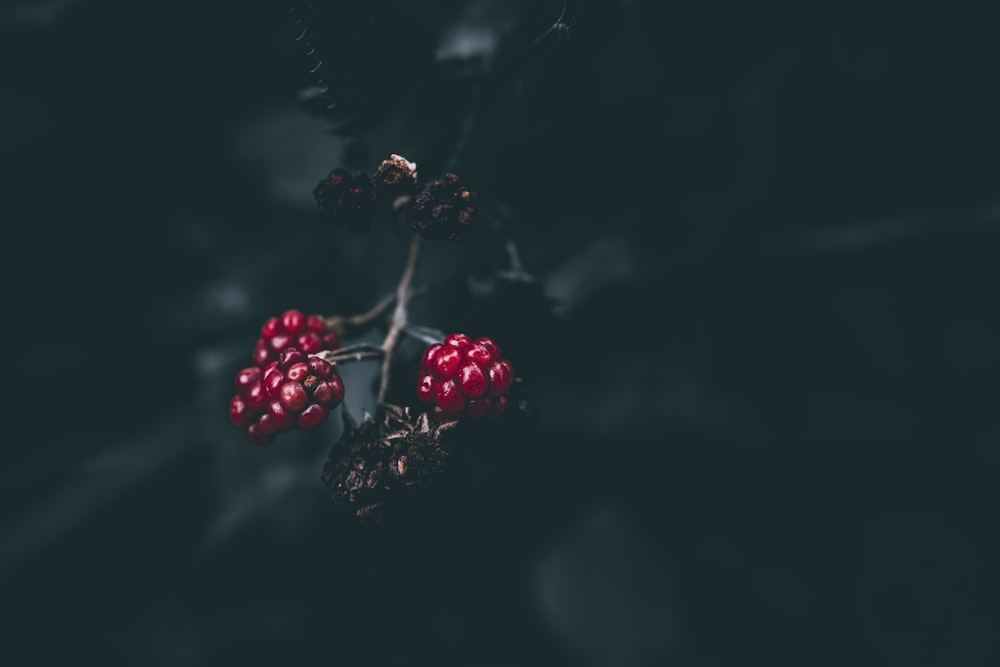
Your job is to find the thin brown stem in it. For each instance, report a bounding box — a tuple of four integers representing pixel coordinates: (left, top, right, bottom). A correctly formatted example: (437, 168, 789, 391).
(377, 235, 422, 405)
(376, 234, 420, 405)
(312, 344, 384, 365)
(324, 293, 396, 336)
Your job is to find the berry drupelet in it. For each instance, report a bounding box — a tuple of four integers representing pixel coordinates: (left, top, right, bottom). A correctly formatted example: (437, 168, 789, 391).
(409, 173, 476, 241)
(313, 168, 378, 233)
(230, 347, 345, 445)
(417, 334, 514, 421)
(253, 309, 341, 368)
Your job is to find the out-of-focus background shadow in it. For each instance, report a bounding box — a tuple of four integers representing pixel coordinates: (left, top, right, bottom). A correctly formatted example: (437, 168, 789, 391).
(2, 1, 998, 665)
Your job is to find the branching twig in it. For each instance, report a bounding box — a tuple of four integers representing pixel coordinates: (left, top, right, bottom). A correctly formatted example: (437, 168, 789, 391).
(324, 292, 396, 336)
(377, 235, 422, 405)
(312, 344, 385, 364)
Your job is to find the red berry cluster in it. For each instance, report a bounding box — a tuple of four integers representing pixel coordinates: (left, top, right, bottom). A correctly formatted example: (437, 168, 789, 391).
(230, 348, 345, 445)
(253, 309, 341, 368)
(417, 334, 514, 422)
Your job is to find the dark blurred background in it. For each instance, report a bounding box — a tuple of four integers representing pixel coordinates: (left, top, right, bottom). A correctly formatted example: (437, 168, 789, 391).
(2, 1, 998, 665)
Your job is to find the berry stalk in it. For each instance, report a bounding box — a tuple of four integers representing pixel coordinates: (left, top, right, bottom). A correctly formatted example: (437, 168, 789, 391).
(323, 291, 396, 337)
(377, 234, 422, 405)
(312, 343, 385, 364)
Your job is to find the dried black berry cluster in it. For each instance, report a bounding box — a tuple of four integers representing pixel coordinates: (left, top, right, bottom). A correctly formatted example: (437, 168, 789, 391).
(321, 405, 456, 524)
(313, 154, 476, 241)
(322, 383, 537, 524)
(312, 168, 378, 234)
(409, 173, 476, 242)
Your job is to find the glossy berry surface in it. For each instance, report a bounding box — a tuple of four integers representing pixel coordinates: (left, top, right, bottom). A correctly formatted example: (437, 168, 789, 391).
(252, 309, 340, 368)
(417, 334, 514, 420)
(229, 346, 344, 445)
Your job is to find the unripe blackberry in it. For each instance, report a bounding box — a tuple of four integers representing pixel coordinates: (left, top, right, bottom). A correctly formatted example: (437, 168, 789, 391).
(229, 368, 275, 446)
(252, 309, 340, 368)
(229, 346, 344, 445)
(409, 173, 476, 241)
(313, 168, 378, 233)
(417, 334, 514, 420)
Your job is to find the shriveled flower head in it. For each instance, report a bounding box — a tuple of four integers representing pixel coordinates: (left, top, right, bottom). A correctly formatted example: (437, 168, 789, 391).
(375, 153, 418, 193)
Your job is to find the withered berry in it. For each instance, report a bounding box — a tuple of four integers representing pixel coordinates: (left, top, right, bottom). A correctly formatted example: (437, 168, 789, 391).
(409, 173, 476, 241)
(322, 406, 455, 524)
(375, 153, 418, 194)
(253, 309, 340, 368)
(313, 168, 378, 233)
(417, 334, 514, 419)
